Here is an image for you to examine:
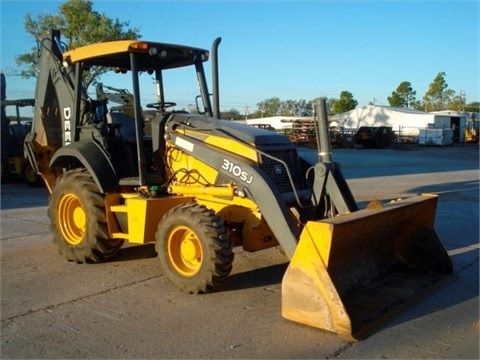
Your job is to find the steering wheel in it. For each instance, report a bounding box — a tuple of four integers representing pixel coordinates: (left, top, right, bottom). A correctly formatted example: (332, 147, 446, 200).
(146, 102, 177, 111)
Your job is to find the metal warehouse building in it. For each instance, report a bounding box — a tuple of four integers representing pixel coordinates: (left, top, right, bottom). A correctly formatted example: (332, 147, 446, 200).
(329, 105, 478, 143)
(241, 106, 479, 143)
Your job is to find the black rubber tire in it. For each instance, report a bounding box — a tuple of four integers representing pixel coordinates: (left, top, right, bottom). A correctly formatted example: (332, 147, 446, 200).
(48, 168, 124, 263)
(155, 203, 233, 293)
(22, 161, 42, 187)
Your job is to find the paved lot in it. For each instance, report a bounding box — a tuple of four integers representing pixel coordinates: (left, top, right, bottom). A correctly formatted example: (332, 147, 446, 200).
(1, 144, 479, 359)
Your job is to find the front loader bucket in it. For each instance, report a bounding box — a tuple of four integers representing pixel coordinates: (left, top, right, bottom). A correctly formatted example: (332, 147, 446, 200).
(282, 194, 453, 340)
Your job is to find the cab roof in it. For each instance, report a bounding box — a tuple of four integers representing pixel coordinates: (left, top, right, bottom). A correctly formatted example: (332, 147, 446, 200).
(62, 40, 209, 71)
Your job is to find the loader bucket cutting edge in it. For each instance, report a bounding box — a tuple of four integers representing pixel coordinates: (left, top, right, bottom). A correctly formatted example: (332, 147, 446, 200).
(282, 194, 453, 340)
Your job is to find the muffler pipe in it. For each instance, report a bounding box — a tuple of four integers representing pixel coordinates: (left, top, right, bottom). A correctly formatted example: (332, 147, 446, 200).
(211, 37, 222, 119)
(315, 99, 332, 163)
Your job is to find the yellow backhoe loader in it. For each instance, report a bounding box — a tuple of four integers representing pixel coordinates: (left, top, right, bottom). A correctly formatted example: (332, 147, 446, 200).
(25, 29, 452, 340)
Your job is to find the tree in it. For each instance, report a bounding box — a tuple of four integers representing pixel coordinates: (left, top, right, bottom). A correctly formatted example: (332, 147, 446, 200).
(387, 81, 417, 108)
(279, 99, 312, 116)
(255, 97, 282, 117)
(447, 94, 467, 111)
(465, 102, 480, 113)
(254, 98, 314, 117)
(292, 99, 313, 116)
(422, 72, 454, 111)
(387, 91, 403, 107)
(279, 99, 297, 116)
(411, 99, 424, 111)
(333, 91, 358, 114)
(221, 108, 242, 120)
(15, 0, 141, 89)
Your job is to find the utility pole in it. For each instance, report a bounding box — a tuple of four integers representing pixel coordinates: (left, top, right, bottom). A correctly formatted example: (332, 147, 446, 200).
(460, 90, 466, 111)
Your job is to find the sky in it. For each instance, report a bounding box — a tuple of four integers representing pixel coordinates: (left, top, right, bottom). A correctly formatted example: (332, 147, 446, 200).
(1, 0, 479, 115)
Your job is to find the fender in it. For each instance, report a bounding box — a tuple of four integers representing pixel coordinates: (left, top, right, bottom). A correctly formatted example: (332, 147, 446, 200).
(50, 141, 117, 193)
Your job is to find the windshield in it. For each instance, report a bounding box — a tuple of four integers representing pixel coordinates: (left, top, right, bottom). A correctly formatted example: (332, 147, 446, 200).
(89, 59, 211, 116)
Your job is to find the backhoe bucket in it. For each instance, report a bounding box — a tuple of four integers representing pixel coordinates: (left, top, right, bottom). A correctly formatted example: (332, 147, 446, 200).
(282, 194, 453, 340)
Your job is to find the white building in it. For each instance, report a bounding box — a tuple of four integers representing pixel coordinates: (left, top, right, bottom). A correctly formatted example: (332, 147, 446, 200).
(330, 105, 480, 142)
(329, 105, 442, 136)
(241, 106, 479, 143)
(244, 107, 441, 136)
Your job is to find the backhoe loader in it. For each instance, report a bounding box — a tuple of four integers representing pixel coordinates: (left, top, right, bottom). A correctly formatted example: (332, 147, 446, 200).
(25, 29, 452, 340)
(1, 73, 41, 186)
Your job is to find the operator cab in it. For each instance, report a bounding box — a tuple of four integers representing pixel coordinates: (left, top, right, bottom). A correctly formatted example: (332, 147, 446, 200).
(59, 38, 214, 186)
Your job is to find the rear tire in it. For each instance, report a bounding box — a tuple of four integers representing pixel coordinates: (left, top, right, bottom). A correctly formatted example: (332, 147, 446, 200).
(48, 168, 124, 263)
(156, 203, 233, 293)
(22, 161, 42, 187)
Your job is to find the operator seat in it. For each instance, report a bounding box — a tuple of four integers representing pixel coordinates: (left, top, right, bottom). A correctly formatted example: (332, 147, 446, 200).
(108, 112, 137, 142)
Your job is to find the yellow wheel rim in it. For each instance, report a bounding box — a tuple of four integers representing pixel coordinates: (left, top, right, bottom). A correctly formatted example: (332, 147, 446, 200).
(167, 226, 203, 277)
(57, 193, 86, 245)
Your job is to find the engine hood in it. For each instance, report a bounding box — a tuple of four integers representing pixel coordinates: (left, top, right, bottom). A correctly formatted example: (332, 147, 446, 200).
(167, 113, 293, 148)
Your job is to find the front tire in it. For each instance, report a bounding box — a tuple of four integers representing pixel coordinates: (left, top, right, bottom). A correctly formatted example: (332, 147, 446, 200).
(48, 168, 123, 263)
(156, 203, 233, 293)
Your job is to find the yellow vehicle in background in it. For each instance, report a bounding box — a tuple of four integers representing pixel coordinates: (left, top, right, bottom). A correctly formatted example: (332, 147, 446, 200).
(464, 117, 478, 143)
